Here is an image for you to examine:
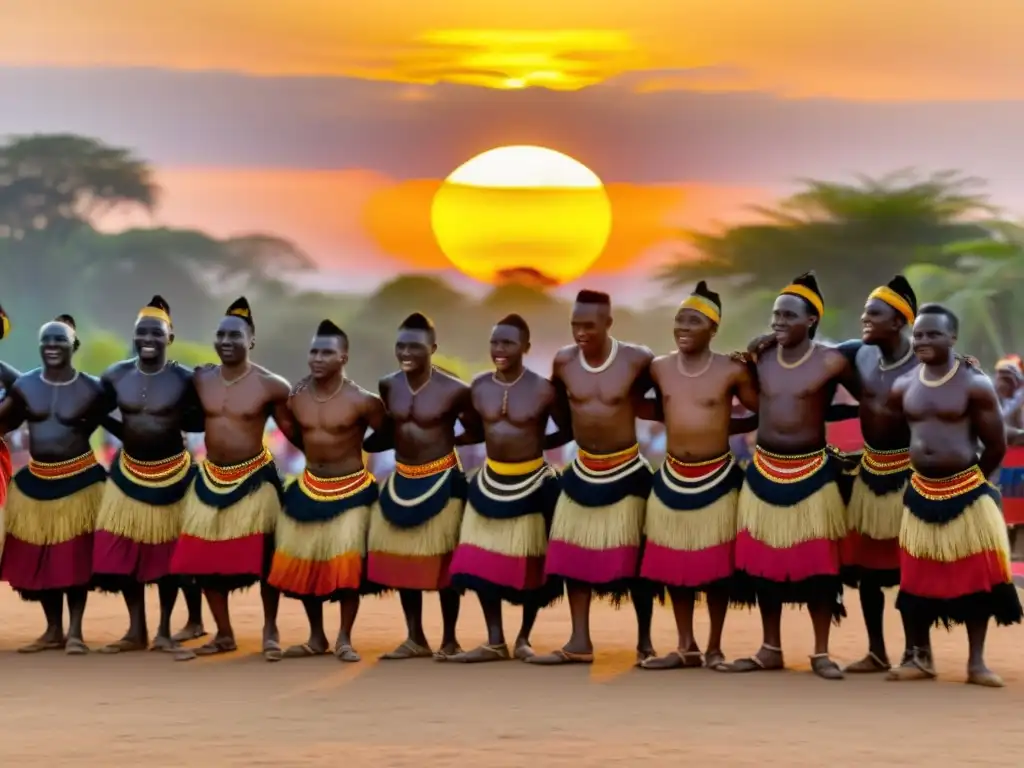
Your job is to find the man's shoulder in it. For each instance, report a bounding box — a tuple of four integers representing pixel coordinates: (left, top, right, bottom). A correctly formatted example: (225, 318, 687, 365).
(553, 345, 577, 366)
(254, 365, 290, 394)
(620, 341, 654, 361)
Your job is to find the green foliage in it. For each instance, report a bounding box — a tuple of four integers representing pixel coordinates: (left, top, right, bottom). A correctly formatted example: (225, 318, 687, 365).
(75, 329, 131, 375)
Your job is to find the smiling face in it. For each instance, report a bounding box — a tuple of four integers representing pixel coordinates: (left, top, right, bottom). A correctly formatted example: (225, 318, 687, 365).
(912, 312, 956, 365)
(490, 323, 528, 373)
(308, 335, 346, 381)
(39, 321, 76, 369)
(570, 301, 611, 357)
(214, 316, 252, 365)
(134, 317, 173, 363)
(673, 308, 715, 354)
(771, 294, 816, 347)
(395, 328, 434, 374)
(861, 297, 903, 346)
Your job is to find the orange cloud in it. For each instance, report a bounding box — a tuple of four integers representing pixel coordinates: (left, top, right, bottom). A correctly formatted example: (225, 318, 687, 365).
(1, 0, 1022, 99)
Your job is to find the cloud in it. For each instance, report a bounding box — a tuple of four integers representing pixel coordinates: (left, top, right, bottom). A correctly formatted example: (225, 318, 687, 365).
(1, 66, 1023, 209)
(2, 0, 1023, 99)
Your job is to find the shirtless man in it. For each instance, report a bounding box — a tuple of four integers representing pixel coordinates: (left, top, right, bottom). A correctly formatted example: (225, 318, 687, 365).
(887, 304, 1021, 686)
(529, 290, 659, 665)
(267, 320, 386, 661)
(170, 298, 294, 661)
(93, 296, 208, 652)
(0, 303, 22, 508)
(638, 282, 758, 671)
(0, 315, 108, 654)
(447, 314, 564, 662)
(366, 312, 477, 660)
(723, 273, 853, 680)
(994, 355, 1024, 444)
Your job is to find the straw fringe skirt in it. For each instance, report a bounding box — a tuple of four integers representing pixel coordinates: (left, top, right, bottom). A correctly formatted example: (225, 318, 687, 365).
(897, 468, 1022, 628)
(170, 450, 283, 592)
(92, 450, 195, 590)
(640, 453, 744, 592)
(0, 453, 106, 598)
(450, 460, 563, 606)
(268, 468, 377, 600)
(366, 454, 467, 592)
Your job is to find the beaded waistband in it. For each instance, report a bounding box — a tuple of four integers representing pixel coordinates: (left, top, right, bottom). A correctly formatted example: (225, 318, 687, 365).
(395, 452, 459, 479)
(121, 450, 192, 485)
(911, 466, 986, 500)
(577, 444, 640, 472)
(28, 451, 98, 480)
(486, 456, 545, 477)
(861, 445, 911, 476)
(665, 452, 730, 480)
(203, 448, 273, 485)
(753, 446, 826, 483)
(299, 467, 373, 501)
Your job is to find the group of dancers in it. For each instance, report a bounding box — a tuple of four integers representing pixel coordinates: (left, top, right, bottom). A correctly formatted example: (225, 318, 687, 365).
(0, 271, 1019, 686)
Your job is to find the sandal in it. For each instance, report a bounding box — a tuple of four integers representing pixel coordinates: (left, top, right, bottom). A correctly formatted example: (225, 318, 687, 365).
(844, 651, 890, 674)
(379, 640, 433, 660)
(704, 649, 728, 671)
(283, 643, 329, 659)
(886, 648, 937, 681)
(174, 637, 237, 661)
(334, 643, 361, 663)
(525, 648, 595, 665)
(448, 644, 511, 663)
(64, 638, 90, 656)
(810, 653, 845, 680)
(640, 649, 703, 670)
(432, 644, 464, 661)
(721, 644, 784, 673)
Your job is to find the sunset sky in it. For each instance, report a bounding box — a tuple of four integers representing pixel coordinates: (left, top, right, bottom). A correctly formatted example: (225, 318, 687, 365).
(2, 1, 1021, 300)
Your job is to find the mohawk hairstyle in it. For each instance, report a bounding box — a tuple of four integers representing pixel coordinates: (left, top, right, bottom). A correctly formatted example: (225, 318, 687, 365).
(55, 313, 77, 330)
(225, 296, 254, 331)
(887, 275, 918, 318)
(575, 289, 611, 306)
(496, 313, 531, 343)
(399, 312, 435, 342)
(315, 319, 349, 346)
(148, 295, 171, 313)
(917, 303, 959, 335)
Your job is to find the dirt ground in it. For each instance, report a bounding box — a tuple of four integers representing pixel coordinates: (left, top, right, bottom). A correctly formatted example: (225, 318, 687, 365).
(1, 588, 1022, 767)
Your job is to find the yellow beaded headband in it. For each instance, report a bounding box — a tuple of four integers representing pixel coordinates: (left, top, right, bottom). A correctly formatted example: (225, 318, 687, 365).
(779, 283, 824, 318)
(0, 309, 9, 340)
(228, 307, 250, 319)
(868, 286, 915, 325)
(137, 307, 171, 326)
(678, 295, 721, 325)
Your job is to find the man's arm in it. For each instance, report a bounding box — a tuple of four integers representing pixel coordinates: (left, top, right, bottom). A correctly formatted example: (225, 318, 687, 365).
(969, 373, 1007, 478)
(0, 362, 22, 394)
(363, 378, 394, 453)
(631, 349, 659, 422)
(97, 371, 125, 439)
(455, 384, 484, 446)
(544, 359, 574, 450)
(267, 376, 302, 449)
(0, 385, 28, 434)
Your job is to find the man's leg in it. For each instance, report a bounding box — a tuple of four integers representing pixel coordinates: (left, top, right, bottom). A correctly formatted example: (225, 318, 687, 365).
(527, 580, 594, 664)
(380, 589, 432, 659)
(65, 587, 90, 654)
(641, 587, 701, 669)
(260, 581, 282, 660)
(966, 617, 1003, 687)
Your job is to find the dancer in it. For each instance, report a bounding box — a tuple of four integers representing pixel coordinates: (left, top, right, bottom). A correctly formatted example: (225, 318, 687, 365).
(639, 282, 757, 671)
(367, 312, 474, 660)
(92, 296, 205, 652)
(887, 304, 1022, 686)
(829, 277, 920, 673)
(268, 320, 385, 661)
(170, 298, 293, 661)
(0, 303, 22, 514)
(0, 315, 107, 654)
(994, 355, 1024, 443)
(447, 314, 563, 662)
(723, 273, 852, 680)
(529, 290, 659, 666)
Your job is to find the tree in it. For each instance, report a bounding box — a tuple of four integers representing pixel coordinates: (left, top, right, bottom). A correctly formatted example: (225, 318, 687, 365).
(903, 221, 1024, 364)
(659, 171, 996, 338)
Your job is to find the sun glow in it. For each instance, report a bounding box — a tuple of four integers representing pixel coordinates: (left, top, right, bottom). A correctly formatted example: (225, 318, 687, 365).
(430, 145, 612, 285)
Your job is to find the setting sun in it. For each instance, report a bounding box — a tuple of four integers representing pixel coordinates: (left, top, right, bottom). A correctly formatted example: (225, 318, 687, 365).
(430, 145, 613, 285)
